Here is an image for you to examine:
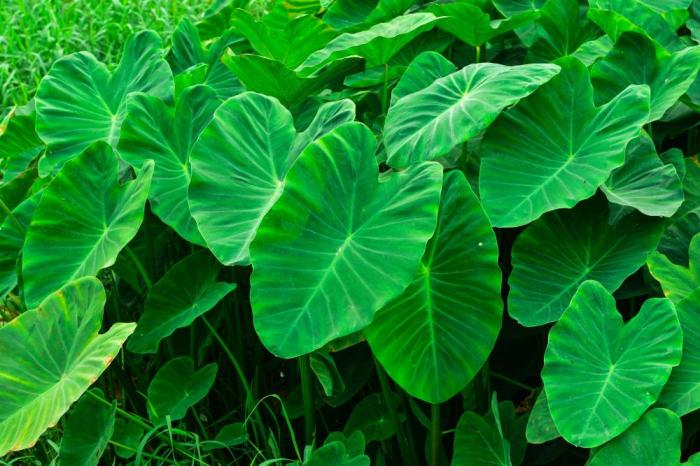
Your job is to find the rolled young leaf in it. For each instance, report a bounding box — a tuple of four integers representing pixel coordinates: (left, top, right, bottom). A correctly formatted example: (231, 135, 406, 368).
(542, 280, 682, 448)
(22, 143, 153, 308)
(480, 56, 650, 227)
(366, 170, 501, 403)
(250, 122, 442, 358)
(0, 278, 135, 456)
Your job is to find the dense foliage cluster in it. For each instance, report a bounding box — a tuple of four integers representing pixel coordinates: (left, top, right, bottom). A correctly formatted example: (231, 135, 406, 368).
(1, 0, 700, 464)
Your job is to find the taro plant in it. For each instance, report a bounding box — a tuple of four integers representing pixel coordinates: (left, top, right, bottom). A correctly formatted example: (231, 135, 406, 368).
(2, 0, 700, 464)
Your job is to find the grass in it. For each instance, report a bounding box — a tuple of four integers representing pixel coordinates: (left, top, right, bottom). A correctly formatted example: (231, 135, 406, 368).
(0, 0, 212, 109)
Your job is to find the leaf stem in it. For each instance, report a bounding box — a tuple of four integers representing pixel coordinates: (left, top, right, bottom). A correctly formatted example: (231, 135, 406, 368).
(490, 371, 535, 391)
(430, 403, 441, 466)
(381, 63, 390, 114)
(0, 197, 24, 235)
(124, 245, 153, 290)
(201, 315, 253, 403)
(299, 354, 315, 445)
(86, 390, 151, 431)
(375, 358, 416, 466)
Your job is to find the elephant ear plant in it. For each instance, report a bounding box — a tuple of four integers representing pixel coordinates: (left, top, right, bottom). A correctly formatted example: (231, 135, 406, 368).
(1, 0, 700, 464)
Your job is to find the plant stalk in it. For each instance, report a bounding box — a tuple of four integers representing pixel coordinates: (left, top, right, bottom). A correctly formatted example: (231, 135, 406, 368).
(375, 358, 416, 466)
(430, 403, 441, 466)
(299, 354, 315, 446)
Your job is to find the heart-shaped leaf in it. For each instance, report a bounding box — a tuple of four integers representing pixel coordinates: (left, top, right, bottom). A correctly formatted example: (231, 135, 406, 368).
(58, 389, 116, 466)
(147, 356, 218, 425)
(0, 277, 135, 456)
(299, 13, 439, 73)
(250, 122, 442, 358)
(658, 289, 700, 416)
(127, 250, 236, 354)
(587, 409, 681, 466)
(366, 170, 501, 403)
(480, 57, 650, 227)
(22, 143, 153, 308)
(601, 132, 683, 220)
(591, 32, 700, 122)
(118, 85, 220, 245)
(189, 93, 355, 266)
(384, 61, 559, 168)
(508, 195, 663, 326)
(542, 280, 682, 448)
(35, 31, 173, 174)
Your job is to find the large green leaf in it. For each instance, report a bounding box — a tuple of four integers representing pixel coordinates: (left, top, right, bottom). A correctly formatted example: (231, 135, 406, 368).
(591, 32, 700, 122)
(587, 409, 681, 466)
(587, 0, 685, 52)
(526, 0, 600, 62)
(658, 289, 700, 416)
(324, 0, 416, 31)
(118, 85, 220, 245)
(542, 280, 682, 448)
(384, 62, 559, 169)
(428, 2, 538, 47)
(231, 10, 337, 68)
(35, 31, 173, 175)
(250, 122, 442, 358)
(128, 251, 235, 353)
(58, 389, 116, 466)
(22, 144, 153, 308)
(479, 57, 650, 227)
(147, 357, 218, 425)
(365, 171, 501, 403)
(169, 20, 244, 100)
(298, 13, 439, 72)
(0, 278, 135, 456)
(647, 233, 700, 305)
(189, 93, 355, 266)
(508, 196, 663, 326)
(601, 132, 683, 219)
(222, 53, 359, 107)
(389, 51, 455, 106)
